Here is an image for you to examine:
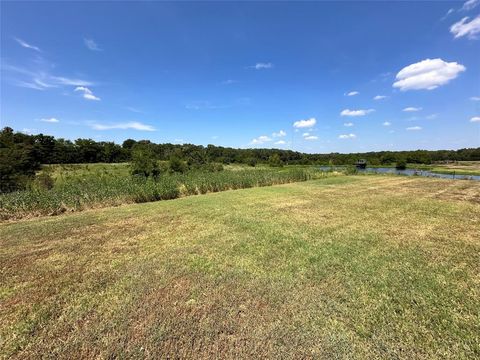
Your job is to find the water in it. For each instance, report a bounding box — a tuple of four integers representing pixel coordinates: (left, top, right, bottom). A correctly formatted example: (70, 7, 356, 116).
(319, 166, 480, 181)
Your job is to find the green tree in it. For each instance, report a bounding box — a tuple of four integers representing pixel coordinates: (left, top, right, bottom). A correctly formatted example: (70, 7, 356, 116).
(268, 153, 284, 167)
(168, 155, 187, 173)
(130, 144, 160, 178)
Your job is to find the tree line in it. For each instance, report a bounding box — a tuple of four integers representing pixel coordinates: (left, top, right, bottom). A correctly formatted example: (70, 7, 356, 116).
(1, 126, 479, 192)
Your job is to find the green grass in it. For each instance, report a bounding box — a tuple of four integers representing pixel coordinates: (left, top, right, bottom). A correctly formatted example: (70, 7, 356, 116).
(1, 175, 479, 358)
(0, 167, 325, 220)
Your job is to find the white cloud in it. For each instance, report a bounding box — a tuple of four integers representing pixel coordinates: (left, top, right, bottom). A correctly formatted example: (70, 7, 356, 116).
(90, 121, 155, 131)
(340, 109, 374, 117)
(2, 63, 94, 90)
(450, 16, 480, 39)
(470, 116, 480, 122)
(272, 130, 286, 137)
(84, 38, 102, 51)
(373, 95, 387, 100)
(470, 96, 480, 101)
(426, 114, 438, 120)
(40, 117, 59, 123)
(461, 0, 480, 11)
(302, 132, 310, 137)
(441, 8, 455, 21)
(275, 140, 286, 145)
(21, 128, 36, 135)
(13, 37, 41, 52)
(304, 135, 318, 140)
(251, 135, 272, 144)
(339, 133, 356, 139)
(406, 126, 422, 131)
(393, 58, 466, 91)
(250, 62, 273, 70)
(74, 86, 100, 101)
(293, 117, 316, 128)
(382, 121, 391, 126)
(345, 91, 359, 96)
(344, 122, 354, 127)
(50, 76, 93, 86)
(403, 107, 422, 112)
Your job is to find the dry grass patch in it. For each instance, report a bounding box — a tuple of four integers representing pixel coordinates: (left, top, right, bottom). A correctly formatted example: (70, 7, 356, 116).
(1, 175, 479, 358)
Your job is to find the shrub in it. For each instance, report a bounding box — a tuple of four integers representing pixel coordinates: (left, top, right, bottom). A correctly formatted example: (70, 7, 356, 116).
(169, 156, 187, 173)
(33, 172, 55, 190)
(268, 154, 284, 167)
(130, 144, 160, 178)
(395, 159, 407, 170)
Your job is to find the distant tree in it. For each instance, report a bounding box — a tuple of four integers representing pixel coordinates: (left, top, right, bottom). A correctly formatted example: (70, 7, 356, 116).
(122, 139, 137, 150)
(0, 127, 40, 192)
(395, 159, 407, 170)
(247, 158, 257, 167)
(268, 153, 284, 167)
(168, 155, 187, 173)
(130, 144, 160, 178)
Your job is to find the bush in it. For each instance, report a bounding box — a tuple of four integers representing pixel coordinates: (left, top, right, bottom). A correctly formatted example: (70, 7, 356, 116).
(33, 172, 55, 190)
(247, 158, 257, 167)
(268, 154, 284, 167)
(169, 156, 187, 173)
(395, 159, 407, 170)
(130, 144, 160, 178)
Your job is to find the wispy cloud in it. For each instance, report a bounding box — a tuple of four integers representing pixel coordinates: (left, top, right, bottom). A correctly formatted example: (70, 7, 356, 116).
(470, 96, 480, 101)
(249, 62, 273, 70)
(185, 101, 224, 110)
(451, 15, 480, 39)
(304, 135, 318, 140)
(13, 37, 41, 52)
(74, 86, 100, 101)
(339, 133, 356, 139)
(345, 91, 359, 96)
(250, 135, 272, 144)
(406, 126, 422, 131)
(2, 63, 94, 90)
(403, 107, 422, 112)
(461, 0, 480, 11)
(340, 109, 374, 117)
(441, 8, 455, 21)
(393, 58, 465, 91)
(274, 140, 286, 145)
(373, 95, 388, 100)
(221, 79, 237, 85)
(272, 130, 286, 137)
(126, 107, 144, 113)
(90, 121, 155, 131)
(426, 114, 438, 120)
(470, 116, 480, 122)
(382, 121, 391, 126)
(84, 38, 102, 51)
(40, 117, 59, 123)
(293, 117, 316, 128)
(344, 122, 354, 127)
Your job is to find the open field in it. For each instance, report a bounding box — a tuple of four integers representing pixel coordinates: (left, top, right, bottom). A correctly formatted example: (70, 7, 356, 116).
(1, 175, 479, 358)
(1, 167, 321, 220)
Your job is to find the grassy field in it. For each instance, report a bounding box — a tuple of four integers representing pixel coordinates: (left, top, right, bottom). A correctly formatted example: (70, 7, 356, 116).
(1, 175, 479, 358)
(1, 167, 322, 220)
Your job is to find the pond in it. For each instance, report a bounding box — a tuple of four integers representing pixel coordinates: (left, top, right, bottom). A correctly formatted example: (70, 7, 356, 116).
(319, 166, 480, 181)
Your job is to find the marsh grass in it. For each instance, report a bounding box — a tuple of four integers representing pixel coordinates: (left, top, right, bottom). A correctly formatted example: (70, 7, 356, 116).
(0, 167, 324, 220)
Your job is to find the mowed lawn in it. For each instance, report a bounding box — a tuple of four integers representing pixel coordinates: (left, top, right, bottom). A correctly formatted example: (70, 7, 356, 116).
(1, 176, 479, 359)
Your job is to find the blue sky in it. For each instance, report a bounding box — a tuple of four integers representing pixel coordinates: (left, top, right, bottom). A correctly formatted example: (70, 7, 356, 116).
(1, 1, 479, 153)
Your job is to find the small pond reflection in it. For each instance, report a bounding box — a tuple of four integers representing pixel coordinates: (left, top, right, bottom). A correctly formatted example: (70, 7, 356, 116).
(319, 167, 480, 181)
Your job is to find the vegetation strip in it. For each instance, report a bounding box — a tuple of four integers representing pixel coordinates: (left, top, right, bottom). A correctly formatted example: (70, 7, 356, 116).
(0, 168, 325, 220)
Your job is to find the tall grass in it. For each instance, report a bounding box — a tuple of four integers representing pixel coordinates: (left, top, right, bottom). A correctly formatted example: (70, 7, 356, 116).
(0, 168, 325, 220)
